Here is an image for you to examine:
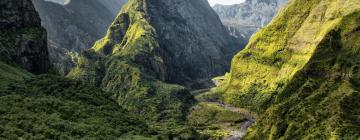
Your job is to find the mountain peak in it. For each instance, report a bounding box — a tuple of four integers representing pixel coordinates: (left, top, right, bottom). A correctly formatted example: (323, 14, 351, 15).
(90, 0, 244, 87)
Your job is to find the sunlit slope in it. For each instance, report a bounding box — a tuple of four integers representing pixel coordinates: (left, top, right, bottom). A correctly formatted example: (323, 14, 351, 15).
(68, 0, 195, 124)
(213, 0, 360, 139)
(218, 0, 360, 111)
(246, 10, 360, 139)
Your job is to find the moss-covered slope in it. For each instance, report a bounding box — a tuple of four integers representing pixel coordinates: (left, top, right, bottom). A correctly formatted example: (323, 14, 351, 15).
(69, 0, 240, 122)
(0, 0, 164, 138)
(71, 0, 243, 87)
(213, 0, 360, 139)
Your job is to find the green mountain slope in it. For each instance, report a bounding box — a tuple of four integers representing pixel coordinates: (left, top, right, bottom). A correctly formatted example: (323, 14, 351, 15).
(68, 0, 195, 125)
(68, 0, 240, 122)
(0, 74, 154, 139)
(0, 0, 161, 139)
(212, 0, 360, 139)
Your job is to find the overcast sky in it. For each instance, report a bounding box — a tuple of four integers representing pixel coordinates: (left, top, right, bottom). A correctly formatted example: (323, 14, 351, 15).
(44, 0, 69, 5)
(44, 0, 245, 7)
(208, 0, 245, 6)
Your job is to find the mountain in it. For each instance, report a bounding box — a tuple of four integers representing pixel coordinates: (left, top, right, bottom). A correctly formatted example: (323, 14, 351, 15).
(0, 0, 159, 139)
(0, 0, 50, 74)
(211, 0, 360, 139)
(32, 0, 126, 75)
(98, 0, 128, 15)
(71, 0, 243, 86)
(69, 0, 243, 127)
(213, 0, 288, 41)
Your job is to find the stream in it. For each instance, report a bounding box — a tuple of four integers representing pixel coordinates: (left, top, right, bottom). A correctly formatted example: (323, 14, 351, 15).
(191, 88, 256, 140)
(206, 102, 256, 140)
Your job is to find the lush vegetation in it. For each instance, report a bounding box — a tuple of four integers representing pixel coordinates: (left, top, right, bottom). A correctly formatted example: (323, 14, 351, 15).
(0, 72, 158, 139)
(0, 61, 202, 139)
(0, 61, 31, 87)
(187, 102, 246, 139)
(2, 0, 359, 139)
(246, 10, 360, 139)
(68, 0, 195, 124)
(210, 0, 360, 139)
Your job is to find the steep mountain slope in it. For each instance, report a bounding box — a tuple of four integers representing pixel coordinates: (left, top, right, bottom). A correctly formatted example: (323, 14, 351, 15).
(145, 0, 243, 86)
(43, 0, 126, 14)
(73, 0, 242, 86)
(0, 0, 50, 74)
(212, 0, 360, 139)
(69, 0, 242, 127)
(32, 0, 126, 75)
(213, 0, 287, 41)
(0, 0, 160, 139)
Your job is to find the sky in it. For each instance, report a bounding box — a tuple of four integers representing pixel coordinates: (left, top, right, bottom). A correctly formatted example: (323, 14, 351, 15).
(44, 0, 70, 5)
(44, 0, 245, 6)
(208, 0, 246, 6)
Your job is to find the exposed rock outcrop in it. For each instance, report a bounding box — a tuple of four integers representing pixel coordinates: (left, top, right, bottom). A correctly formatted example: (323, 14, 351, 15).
(0, 0, 50, 74)
(213, 0, 288, 41)
(146, 0, 244, 86)
(69, 0, 243, 119)
(32, 0, 126, 75)
(78, 0, 244, 88)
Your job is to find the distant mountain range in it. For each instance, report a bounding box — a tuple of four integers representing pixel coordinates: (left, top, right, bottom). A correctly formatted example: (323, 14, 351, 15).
(1, 0, 358, 139)
(213, 0, 287, 41)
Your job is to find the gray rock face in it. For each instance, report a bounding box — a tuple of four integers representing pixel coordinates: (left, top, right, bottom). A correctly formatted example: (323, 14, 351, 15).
(0, 0, 50, 74)
(89, 0, 244, 88)
(43, 0, 126, 14)
(146, 0, 244, 87)
(32, 0, 126, 75)
(98, 0, 127, 15)
(213, 0, 288, 40)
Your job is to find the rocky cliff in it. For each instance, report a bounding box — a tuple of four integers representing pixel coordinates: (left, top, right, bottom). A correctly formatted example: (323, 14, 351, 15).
(0, 0, 160, 139)
(0, 0, 50, 74)
(213, 0, 360, 139)
(78, 0, 243, 87)
(213, 0, 287, 41)
(32, 0, 126, 75)
(69, 0, 243, 122)
(146, 0, 243, 86)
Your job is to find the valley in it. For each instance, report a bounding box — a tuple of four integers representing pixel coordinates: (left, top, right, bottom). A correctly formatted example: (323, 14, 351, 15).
(0, 0, 359, 139)
(195, 96, 256, 139)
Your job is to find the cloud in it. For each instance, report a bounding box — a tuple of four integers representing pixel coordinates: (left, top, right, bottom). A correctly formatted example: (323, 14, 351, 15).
(44, 0, 70, 5)
(208, 0, 245, 6)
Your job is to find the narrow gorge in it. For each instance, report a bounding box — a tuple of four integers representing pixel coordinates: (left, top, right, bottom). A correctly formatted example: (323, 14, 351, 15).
(0, 0, 359, 139)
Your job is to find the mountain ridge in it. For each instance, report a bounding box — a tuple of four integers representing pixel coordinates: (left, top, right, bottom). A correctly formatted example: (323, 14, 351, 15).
(32, 0, 126, 75)
(210, 0, 360, 138)
(0, 0, 158, 139)
(213, 0, 288, 41)
(68, 0, 244, 134)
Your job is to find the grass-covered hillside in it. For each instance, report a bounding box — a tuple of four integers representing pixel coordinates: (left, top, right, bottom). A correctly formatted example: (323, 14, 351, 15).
(0, 0, 192, 139)
(211, 0, 360, 139)
(68, 0, 195, 122)
(0, 49, 155, 138)
(0, 72, 154, 139)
